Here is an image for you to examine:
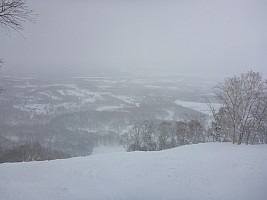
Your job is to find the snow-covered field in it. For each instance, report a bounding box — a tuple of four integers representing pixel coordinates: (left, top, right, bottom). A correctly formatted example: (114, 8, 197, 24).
(96, 105, 124, 112)
(175, 99, 221, 115)
(0, 143, 266, 200)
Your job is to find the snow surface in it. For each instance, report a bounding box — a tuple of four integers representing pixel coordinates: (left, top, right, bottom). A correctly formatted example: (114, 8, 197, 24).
(144, 85, 180, 90)
(14, 104, 50, 115)
(111, 95, 135, 105)
(165, 110, 175, 120)
(14, 102, 80, 116)
(96, 105, 124, 112)
(0, 143, 266, 200)
(38, 91, 62, 101)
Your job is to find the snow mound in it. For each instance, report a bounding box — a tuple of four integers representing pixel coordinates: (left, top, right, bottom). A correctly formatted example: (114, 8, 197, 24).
(0, 143, 266, 200)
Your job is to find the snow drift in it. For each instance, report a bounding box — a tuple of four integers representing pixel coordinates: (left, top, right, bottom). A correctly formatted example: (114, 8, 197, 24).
(0, 143, 266, 200)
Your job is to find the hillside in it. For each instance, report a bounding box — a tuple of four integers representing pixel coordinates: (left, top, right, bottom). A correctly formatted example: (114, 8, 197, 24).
(0, 73, 213, 157)
(0, 143, 266, 200)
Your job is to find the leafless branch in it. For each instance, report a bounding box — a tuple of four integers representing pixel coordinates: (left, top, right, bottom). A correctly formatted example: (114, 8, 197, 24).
(205, 70, 267, 144)
(0, 0, 35, 32)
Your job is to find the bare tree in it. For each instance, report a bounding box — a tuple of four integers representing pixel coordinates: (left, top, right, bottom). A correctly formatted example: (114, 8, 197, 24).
(121, 124, 143, 151)
(215, 75, 241, 143)
(158, 121, 172, 150)
(140, 120, 156, 151)
(249, 92, 267, 144)
(0, 1, 35, 92)
(0, 59, 3, 92)
(206, 71, 267, 145)
(203, 97, 221, 132)
(175, 121, 188, 145)
(0, 0, 34, 31)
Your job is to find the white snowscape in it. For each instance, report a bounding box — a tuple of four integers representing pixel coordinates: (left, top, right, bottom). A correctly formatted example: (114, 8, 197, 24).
(0, 143, 266, 200)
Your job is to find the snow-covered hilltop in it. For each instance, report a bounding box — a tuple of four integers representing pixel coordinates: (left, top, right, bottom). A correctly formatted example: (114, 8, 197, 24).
(0, 143, 266, 200)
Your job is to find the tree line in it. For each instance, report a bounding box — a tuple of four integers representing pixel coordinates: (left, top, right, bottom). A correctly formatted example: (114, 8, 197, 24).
(121, 116, 211, 152)
(0, 143, 70, 163)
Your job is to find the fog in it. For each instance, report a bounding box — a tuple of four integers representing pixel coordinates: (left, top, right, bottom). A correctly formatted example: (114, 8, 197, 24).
(1, 0, 266, 77)
(1, 1, 267, 199)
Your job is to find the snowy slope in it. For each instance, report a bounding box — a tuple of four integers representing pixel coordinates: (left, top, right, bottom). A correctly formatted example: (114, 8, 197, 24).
(0, 143, 267, 200)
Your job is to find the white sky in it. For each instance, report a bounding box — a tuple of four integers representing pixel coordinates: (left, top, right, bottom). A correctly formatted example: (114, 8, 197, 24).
(0, 0, 266, 77)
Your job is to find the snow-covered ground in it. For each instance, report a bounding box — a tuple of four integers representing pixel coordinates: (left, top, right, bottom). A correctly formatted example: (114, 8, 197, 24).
(96, 105, 124, 112)
(0, 143, 266, 200)
(111, 95, 136, 105)
(165, 110, 175, 120)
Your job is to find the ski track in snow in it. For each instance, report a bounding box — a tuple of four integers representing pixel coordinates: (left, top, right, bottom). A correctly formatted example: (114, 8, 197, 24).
(0, 143, 266, 200)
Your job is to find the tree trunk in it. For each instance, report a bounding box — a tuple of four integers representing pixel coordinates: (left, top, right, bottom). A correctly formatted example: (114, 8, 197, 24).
(237, 130, 244, 145)
(251, 133, 257, 145)
(233, 125, 236, 144)
(245, 131, 251, 145)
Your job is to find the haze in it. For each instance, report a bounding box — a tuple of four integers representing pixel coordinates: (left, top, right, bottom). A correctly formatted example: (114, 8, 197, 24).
(1, 2, 267, 198)
(0, 0, 266, 77)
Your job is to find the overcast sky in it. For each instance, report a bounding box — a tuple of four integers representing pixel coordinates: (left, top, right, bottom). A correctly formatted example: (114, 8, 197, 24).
(0, 0, 266, 77)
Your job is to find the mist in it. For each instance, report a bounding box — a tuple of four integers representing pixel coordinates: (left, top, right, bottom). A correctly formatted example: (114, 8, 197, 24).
(1, 0, 266, 77)
(1, 1, 267, 199)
